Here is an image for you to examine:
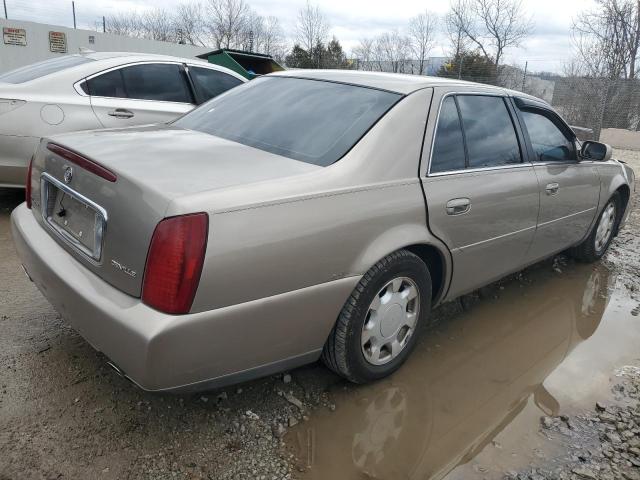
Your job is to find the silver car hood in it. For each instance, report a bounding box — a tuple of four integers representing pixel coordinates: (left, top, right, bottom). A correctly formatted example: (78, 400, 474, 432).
(47, 124, 321, 199)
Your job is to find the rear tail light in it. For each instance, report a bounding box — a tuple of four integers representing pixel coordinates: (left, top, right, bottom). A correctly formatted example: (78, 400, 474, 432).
(25, 155, 33, 209)
(142, 213, 209, 314)
(46, 142, 117, 182)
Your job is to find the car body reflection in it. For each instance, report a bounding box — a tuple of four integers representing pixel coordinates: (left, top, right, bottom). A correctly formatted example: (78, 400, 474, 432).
(288, 263, 612, 480)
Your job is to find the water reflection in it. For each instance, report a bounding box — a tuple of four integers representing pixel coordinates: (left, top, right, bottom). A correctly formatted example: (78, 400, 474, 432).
(288, 263, 613, 480)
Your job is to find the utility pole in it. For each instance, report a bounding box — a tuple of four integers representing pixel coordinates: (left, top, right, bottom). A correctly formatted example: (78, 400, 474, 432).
(522, 61, 528, 92)
(72, 1, 76, 29)
(457, 56, 463, 80)
(102, 16, 106, 33)
(3, 0, 8, 20)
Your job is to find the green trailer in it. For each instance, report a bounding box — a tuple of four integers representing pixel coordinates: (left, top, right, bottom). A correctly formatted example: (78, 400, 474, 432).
(196, 49, 285, 80)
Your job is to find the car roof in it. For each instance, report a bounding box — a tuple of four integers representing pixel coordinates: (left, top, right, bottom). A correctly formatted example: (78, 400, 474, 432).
(81, 51, 213, 65)
(269, 69, 544, 103)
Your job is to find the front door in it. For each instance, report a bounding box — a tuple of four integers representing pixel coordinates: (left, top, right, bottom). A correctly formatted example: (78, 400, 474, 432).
(421, 92, 540, 299)
(514, 103, 600, 262)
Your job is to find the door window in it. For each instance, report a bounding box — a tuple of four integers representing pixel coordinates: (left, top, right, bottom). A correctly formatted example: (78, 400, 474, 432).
(120, 64, 191, 103)
(189, 67, 243, 103)
(86, 69, 126, 98)
(520, 110, 576, 162)
(431, 96, 466, 173)
(457, 95, 522, 168)
(86, 63, 192, 103)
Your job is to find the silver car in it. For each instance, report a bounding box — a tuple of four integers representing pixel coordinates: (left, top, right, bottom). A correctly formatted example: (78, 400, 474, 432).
(0, 52, 245, 188)
(11, 70, 635, 392)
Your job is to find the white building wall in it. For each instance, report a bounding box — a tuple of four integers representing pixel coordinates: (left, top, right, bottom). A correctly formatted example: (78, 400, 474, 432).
(0, 18, 210, 73)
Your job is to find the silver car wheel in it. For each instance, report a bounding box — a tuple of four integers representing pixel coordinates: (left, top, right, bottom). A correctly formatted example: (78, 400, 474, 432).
(361, 277, 420, 366)
(594, 202, 616, 253)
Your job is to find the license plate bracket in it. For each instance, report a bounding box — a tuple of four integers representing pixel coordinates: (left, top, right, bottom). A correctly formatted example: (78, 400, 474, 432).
(40, 173, 107, 261)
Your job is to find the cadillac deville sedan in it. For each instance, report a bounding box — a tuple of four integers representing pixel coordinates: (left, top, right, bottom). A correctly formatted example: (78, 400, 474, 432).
(11, 70, 635, 392)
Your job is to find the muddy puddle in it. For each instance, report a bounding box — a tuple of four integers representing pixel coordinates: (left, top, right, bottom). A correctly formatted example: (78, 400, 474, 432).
(286, 262, 640, 480)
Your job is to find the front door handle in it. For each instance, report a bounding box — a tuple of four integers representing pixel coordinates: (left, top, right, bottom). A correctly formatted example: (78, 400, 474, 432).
(107, 108, 135, 119)
(545, 182, 560, 195)
(446, 198, 471, 215)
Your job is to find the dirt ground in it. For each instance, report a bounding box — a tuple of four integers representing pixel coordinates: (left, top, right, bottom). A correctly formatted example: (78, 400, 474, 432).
(1, 153, 639, 480)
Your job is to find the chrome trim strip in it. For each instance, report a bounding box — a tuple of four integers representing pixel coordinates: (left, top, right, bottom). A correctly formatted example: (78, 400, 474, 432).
(427, 162, 532, 177)
(40, 172, 108, 262)
(537, 207, 597, 228)
(457, 224, 536, 251)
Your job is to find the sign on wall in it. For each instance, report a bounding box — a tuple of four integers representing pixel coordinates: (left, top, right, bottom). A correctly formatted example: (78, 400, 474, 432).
(3, 27, 27, 46)
(49, 31, 67, 53)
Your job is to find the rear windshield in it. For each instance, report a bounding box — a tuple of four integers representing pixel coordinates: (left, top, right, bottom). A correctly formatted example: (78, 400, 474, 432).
(0, 55, 94, 84)
(174, 76, 401, 166)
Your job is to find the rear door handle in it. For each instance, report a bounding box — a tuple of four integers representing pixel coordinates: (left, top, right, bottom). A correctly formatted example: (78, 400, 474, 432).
(107, 108, 134, 119)
(446, 198, 471, 215)
(545, 182, 560, 195)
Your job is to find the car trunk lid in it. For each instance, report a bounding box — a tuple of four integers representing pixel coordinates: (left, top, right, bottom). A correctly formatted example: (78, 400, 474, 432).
(29, 125, 320, 298)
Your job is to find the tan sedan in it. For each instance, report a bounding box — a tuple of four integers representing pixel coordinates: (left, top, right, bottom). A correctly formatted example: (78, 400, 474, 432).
(11, 70, 635, 392)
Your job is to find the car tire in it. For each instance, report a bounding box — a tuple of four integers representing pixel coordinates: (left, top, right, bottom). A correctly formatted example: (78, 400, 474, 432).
(322, 249, 432, 383)
(569, 193, 621, 263)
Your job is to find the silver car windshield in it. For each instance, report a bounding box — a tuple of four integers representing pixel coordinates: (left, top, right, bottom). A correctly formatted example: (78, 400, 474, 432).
(174, 76, 402, 167)
(0, 55, 95, 84)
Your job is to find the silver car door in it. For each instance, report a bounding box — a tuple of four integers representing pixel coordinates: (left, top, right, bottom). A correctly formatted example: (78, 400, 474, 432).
(85, 62, 194, 128)
(513, 100, 600, 262)
(421, 90, 540, 300)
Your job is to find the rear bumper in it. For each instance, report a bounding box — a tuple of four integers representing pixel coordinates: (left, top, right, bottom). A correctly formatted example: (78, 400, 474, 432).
(11, 203, 357, 392)
(0, 134, 40, 188)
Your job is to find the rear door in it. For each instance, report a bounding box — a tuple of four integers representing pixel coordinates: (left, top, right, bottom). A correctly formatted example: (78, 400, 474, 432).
(513, 99, 600, 262)
(421, 89, 540, 299)
(85, 62, 194, 127)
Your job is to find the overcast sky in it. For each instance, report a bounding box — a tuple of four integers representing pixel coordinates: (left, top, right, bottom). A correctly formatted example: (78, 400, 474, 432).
(5, 0, 597, 72)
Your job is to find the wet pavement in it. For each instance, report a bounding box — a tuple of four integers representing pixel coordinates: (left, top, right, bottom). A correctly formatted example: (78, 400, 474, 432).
(285, 261, 640, 479)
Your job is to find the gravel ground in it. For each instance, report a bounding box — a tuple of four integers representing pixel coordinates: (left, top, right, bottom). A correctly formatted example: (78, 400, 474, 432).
(0, 151, 639, 480)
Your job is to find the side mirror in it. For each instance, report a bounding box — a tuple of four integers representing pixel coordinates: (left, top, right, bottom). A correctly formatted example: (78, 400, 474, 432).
(580, 141, 612, 161)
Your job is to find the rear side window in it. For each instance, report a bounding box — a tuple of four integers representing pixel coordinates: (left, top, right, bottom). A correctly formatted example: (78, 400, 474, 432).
(520, 110, 576, 162)
(431, 97, 466, 173)
(86, 69, 126, 98)
(86, 63, 192, 103)
(174, 77, 401, 166)
(0, 55, 94, 84)
(457, 95, 521, 168)
(189, 66, 243, 103)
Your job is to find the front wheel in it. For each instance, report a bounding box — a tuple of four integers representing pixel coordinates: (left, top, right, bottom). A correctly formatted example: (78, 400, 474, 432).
(570, 193, 620, 263)
(322, 250, 432, 383)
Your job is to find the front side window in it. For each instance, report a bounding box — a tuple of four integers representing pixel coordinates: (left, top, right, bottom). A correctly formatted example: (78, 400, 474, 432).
(86, 63, 192, 103)
(0, 55, 94, 84)
(520, 110, 576, 162)
(431, 97, 466, 173)
(457, 95, 522, 168)
(189, 67, 243, 103)
(174, 77, 401, 166)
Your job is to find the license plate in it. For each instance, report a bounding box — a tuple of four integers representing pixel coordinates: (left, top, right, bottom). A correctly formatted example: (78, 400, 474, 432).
(41, 173, 106, 261)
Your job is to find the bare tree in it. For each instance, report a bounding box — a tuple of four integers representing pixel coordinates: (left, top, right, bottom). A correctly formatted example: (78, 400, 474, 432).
(447, 0, 532, 65)
(573, 0, 640, 79)
(261, 16, 287, 60)
(105, 11, 142, 37)
(173, 2, 206, 46)
(353, 37, 375, 70)
(445, 0, 473, 57)
(373, 30, 410, 73)
(296, 1, 330, 66)
(206, 0, 251, 49)
(408, 10, 438, 75)
(139, 9, 175, 42)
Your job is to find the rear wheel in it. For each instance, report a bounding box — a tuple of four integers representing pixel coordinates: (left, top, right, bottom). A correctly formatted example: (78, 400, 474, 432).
(570, 193, 620, 263)
(322, 250, 431, 383)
